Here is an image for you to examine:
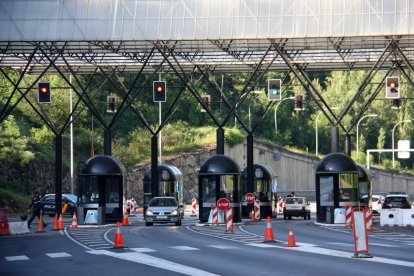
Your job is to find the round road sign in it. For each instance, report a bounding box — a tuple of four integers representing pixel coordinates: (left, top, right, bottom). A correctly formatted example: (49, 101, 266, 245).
(217, 198, 230, 211)
(245, 193, 255, 203)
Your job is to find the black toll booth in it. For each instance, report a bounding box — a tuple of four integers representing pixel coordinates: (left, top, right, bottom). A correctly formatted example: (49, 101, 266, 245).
(77, 155, 125, 224)
(143, 164, 184, 214)
(315, 153, 359, 223)
(198, 154, 241, 223)
(241, 164, 276, 219)
(357, 165, 372, 207)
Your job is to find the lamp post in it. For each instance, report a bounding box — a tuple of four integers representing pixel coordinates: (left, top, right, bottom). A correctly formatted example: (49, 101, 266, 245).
(392, 119, 412, 168)
(356, 114, 377, 159)
(274, 96, 294, 135)
(315, 108, 338, 156)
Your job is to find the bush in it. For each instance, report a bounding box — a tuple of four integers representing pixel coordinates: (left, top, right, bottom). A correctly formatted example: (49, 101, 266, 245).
(224, 128, 244, 147)
(0, 188, 31, 213)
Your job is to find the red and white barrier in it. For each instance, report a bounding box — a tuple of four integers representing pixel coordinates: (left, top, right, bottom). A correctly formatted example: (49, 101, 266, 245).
(225, 207, 234, 233)
(129, 197, 137, 215)
(254, 200, 261, 220)
(191, 198, 197, 217)
(345, 205, 353, 228)
(212, 205, 218, 225)
(364, 207, 373, 232)
(277, 197, 284, 213)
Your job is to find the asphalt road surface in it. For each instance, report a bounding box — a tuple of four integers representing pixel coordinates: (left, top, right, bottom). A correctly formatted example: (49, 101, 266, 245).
(1, 214, 414, 275)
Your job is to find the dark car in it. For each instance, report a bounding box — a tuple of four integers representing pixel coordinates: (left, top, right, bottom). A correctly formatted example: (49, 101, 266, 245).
(37, 194, 78, 216)
(382, 194, 413, 209)
(145, 197, 183, 226)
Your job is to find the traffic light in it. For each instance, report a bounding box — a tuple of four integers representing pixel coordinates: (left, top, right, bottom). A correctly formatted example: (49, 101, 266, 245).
(268, 79, 282, 101)
(386, 77, 400, 99)
(200, 95, 211, 112)
(38, 82, 51, 103)
(391, 98, 401, 109)
(294, 93, 305, 111)
(107, 95, 116, 113)
(153, 81, 166, 102)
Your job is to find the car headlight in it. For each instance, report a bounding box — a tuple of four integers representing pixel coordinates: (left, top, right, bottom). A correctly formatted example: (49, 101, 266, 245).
(171, 210, 178, 216)
(146, 210, 153, 216)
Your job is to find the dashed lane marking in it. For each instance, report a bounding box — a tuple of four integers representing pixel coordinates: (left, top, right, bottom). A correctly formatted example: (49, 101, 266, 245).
(46, 252, 72, 258)
(170, 246, 200, 251)
(130, 248, 157, 253)
(5, 255, 29, 261)
(207, 245, 239, 250)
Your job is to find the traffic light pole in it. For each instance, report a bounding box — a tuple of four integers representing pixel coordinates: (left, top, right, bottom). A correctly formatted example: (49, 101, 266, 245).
(104, 129, 112, 155)
(151, 135, 159, 198)
(55, 134, 63, 215)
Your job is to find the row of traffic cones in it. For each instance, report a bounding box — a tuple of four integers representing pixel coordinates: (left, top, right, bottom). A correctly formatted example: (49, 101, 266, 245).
(37, 212, 79, 232)
(263, 216, 297, 247)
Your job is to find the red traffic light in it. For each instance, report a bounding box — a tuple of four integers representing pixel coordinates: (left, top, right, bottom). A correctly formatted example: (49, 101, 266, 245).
(38, 82, 51, 103)
(156, 85, 164, 93)
(153, 81, 166, 102)
(390, 82, 396, 88)
(40, 86, 48, 93)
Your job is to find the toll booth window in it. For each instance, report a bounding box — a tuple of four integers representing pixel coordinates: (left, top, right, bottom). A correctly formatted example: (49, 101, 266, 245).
(320, 176, 334, 206)
(202, 177, 216, 203)
(159, 181, 175, 196)
(220, 175, 235, 201)
(79, 176, 99, 204)
(105, 178, 120, 204)
(359, 181, 370, 204)
(339, 174, 358, 203)
(256, 180, 271, 202)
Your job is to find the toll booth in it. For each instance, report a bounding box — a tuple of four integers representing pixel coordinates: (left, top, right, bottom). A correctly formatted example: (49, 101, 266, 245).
(198, 154, 241, 223)
(357, 165, 372, 207)
(241, 164, 276, 218)
(143, 164, 184, 214)
(77, 155, 125, 224)
(315, 152, 359, 223)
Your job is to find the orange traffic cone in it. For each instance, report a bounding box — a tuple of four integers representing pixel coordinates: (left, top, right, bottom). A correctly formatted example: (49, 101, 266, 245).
(264, 216, 275, 242)
(36, 212, 46, 233)
(122, 212, 130, 226)
(113, 222, 125, 249)
(286, 228, 297, 247)
(70, 212, 78, 229)
(52, 213, 59, 231)
(58, 213, 64, 230)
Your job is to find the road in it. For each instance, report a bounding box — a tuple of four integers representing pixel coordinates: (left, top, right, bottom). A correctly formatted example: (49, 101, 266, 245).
(1, 214, 414, 275)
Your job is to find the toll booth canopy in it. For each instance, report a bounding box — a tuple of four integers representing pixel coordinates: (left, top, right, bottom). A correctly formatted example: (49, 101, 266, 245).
(78, 155, 126, 224)
(315, 152, 359, 223)
(198, 154, 241, 223)
(143, 164, 184, 207)
(241, 163, 276, 218)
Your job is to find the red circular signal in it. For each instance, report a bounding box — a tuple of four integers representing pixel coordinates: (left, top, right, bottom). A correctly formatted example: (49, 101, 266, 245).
(40, 87, 48, 93)
(390, 82, 396, 88)
(157, 86, 163, 93)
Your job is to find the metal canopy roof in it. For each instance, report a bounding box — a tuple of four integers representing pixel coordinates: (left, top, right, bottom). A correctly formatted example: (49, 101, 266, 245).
(1, 0, 414, 74)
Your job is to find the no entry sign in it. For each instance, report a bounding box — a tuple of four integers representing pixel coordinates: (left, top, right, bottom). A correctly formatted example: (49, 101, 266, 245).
(245, 193, 255, 203)
(217, 198, 230, 211)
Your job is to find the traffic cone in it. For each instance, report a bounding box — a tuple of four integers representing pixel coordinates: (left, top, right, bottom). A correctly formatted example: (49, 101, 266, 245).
(264, 216, 275, 242)
(250, 209, 256, 222)
(58, 213, 64, 230)
(52, 213, 59, 231)
(70, 212, 78, 229)
(122, 211, 130, 226)
(113, 222, 125, 249)
(36, 212, 46, 233)
(286, 228, 297, 247)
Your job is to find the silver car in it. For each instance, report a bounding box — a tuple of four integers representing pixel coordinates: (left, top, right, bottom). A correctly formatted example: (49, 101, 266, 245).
(145, 197, 183, 226)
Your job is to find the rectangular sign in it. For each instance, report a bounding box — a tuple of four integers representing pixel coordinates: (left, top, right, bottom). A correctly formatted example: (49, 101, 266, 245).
(398, 140, 410, 159)
(352, 209, 369, 254)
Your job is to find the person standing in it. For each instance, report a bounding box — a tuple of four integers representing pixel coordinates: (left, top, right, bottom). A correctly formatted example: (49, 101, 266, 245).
(27, 191, 47, 228)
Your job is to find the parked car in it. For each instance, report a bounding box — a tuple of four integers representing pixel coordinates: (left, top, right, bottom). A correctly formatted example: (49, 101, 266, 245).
(37, 194, 78, 216)
(283, 196, 311, 220)
(382, 194, 413, 209)
(145, 197, 183, 226)
(371, 195, 385, 214)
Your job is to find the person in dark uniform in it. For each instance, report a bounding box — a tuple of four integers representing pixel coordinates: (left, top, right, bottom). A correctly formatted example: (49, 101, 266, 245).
(27, 191, 47, 228)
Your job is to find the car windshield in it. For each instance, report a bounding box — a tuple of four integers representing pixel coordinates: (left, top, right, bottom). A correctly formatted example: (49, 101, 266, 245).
(149, 198, 177, 207)
(64, 194, 78, 203)
(285, 198, 303, 204)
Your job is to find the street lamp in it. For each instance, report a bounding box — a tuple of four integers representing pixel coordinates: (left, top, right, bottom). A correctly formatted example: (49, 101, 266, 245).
(356, 114, 378, 159)
(274, 96, 294, 135)
(392, 119, 412, 168)
(315, 108, 338, 156)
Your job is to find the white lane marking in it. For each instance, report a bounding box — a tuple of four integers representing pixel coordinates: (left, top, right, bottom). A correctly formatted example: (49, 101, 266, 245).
(46, 252, 72, 258)
(87, 250, 219, 276)
(247, 243, 278, 248)
(170, 246, 200, 251)
(369, 243, 398, 247)
(326, 242, 354, 247)
(207, 245, 239, 249)
(130, 248, 157, 253)
(5, 256, 29, 261)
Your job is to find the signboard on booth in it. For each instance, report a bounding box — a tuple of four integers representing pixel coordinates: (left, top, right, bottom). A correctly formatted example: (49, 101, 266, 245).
(217, 198, 230, 211)
(245, 193, 255, 204)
